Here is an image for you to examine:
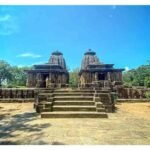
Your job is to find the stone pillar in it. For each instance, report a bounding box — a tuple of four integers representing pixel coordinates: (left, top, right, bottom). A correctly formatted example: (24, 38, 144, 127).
(119, 72, 123, 82)
(36, 73, 43, 88)
(92, 73, 95, 82)
(117, 72, 120, 81)
(109, 72, 112, 81)
(32, 73, 36, 87)
(57, 74, 62, 88)
(55, 74, 58, 87)
(80, 73, 85, 88)
(115, 72, 118, 81)
(114, 72, 117, 81)
(111, 72, 114, 82)
(107, 72, 111, 81)
(48, 73, 52, 87)
(62, 73, 68, 87)
(46, 77, 49, 88)
(48, 73, 56, 88)
(95, 72, 98, 81)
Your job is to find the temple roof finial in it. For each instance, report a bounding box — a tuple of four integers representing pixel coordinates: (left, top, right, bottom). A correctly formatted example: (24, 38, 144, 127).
(52, 50, 62, 56)
(84, 49, 95, 55)
(49, 50, 66, 69)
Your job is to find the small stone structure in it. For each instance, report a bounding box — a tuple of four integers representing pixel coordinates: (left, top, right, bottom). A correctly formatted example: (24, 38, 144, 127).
(79, 49, 124, 89)
(25, 51, 69, 88)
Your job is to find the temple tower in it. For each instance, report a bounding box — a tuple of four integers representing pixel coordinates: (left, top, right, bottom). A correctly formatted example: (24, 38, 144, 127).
(25, 51, 69, 88)
(79, 49, 124, 88)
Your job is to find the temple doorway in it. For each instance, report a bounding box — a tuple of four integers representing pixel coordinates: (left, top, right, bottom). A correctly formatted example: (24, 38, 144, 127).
(43, 74, 49, 87)
(98, 73, 106, 80)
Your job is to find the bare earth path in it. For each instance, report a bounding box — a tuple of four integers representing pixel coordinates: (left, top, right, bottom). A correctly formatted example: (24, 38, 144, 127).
(0, 102, 150, 145)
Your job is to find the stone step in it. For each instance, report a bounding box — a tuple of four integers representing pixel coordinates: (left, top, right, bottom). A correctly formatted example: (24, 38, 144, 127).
(54, 90, 110, 93)
(53, 93, 94, 96)
(53, 101, 95, 105)
(41, 108, 51, 112)
(54, 98, 93, 101)
(40, 91, 53, 93)
(96, 108, 106, 112)
(54, 89, 94, 92)
(39, 93, 53, 96)
(53, 105, 96, 111)
(54, 96, 93, 101)
(39, 101, 52, 104)
(41, 111, 108, 118)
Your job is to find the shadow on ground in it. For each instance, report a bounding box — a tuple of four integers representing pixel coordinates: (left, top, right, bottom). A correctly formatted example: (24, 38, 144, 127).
(0, 106, 3, 109)
(51, 141, 65, 145)
(0, 141, 19, 145)
(0, 112, 51, 145)
(0, 113, 11, 120)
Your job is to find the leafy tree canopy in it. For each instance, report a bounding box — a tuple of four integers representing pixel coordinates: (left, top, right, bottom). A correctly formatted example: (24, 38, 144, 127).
(0, 60, 12, 86)
(69, 68, 80, 88)
(0, 60, 31, 87)
(123, 61, 150, 87)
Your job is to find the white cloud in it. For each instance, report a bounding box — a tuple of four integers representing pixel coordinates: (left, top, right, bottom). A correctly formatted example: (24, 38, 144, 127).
(0, 8, 18, 36)
(0, 14, 11, 22)
(125, 66, 130, 71)
(32, 61, 46, 65)
(17, 53, 42, 58)
(109, 5, 117, 18)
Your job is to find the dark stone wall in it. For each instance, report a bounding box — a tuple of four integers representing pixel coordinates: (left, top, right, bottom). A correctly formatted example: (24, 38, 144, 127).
(116, 86, 150, 99)
(0, 87, 149, 103)
(0, 88, 35, 101)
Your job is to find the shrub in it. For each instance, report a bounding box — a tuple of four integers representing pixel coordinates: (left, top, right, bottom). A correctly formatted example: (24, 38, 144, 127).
(145, 91, 150, 99)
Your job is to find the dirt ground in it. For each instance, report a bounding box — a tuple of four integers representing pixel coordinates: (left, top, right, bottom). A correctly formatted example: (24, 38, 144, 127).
(0, 102, 150, 145)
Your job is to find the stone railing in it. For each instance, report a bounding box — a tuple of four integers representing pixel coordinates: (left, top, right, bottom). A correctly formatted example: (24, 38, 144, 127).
(0, 86, 149, 103)
(0, 88, 35, 102)
(116, 86, 150, 99)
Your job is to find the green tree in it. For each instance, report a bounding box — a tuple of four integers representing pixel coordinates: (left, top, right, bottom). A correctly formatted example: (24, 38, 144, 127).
(144, 76, 150, 88)
(123, 62, 150, 87)
(0, 60, 12, 87)
(123, 69, 136, 86)
(8, 66, 31, 87)
(69, 68, 80, 88)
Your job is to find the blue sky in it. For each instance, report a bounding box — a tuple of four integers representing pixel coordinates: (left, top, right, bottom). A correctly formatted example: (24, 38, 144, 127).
(0, 5, 150, 71)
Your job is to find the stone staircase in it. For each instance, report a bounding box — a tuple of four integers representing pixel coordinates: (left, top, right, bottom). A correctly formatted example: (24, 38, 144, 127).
(34, 89, 116, 118)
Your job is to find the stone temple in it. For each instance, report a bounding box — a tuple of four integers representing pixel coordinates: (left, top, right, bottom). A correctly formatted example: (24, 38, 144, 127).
(79, 49, 124, 89)
(25, 51, 69, 88)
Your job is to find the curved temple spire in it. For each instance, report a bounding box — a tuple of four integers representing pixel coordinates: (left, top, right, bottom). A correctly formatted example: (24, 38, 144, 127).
(49, 50, 67, 70)
(81, 49, 100, 70)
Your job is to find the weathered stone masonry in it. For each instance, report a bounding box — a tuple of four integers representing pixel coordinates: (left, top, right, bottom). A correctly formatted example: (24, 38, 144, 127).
(79, 49, 124, 89)
(25, 51, 69, 88)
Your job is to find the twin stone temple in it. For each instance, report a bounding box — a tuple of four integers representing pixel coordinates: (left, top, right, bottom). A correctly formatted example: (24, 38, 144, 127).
(1, 50, 148, 118)
(25, 49, 124, 89)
